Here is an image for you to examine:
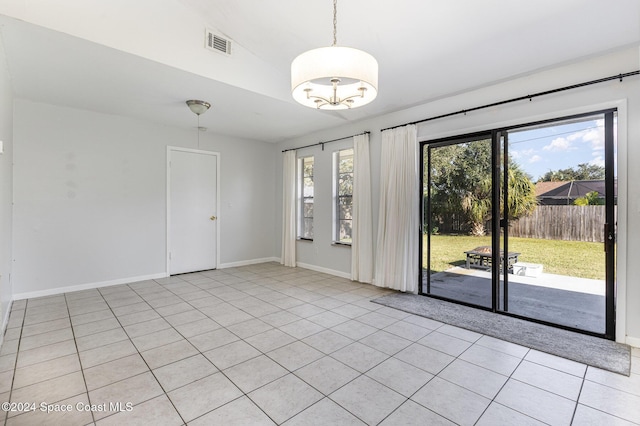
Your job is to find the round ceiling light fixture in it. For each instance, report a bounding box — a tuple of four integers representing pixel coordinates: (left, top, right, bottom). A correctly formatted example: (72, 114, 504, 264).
(186, 99, 211, 115)
(291, 0, 378, 110)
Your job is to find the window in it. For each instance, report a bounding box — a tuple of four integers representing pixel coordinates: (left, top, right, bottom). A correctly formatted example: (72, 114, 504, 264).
(298, 156, 314, 240)
(334, 148, 354, 244)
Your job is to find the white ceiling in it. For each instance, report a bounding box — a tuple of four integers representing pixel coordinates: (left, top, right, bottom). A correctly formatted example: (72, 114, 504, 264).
(1, 0, 639, 143)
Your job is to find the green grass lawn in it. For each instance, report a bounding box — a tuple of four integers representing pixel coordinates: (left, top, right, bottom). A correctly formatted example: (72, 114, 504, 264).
(425, 234, 605, 280)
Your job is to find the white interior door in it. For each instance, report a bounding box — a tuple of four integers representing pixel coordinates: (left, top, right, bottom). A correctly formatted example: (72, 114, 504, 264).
(168, 148, 219, 275)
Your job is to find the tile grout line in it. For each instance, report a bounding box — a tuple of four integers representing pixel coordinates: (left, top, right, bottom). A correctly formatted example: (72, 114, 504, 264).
(96, 282, 189, 425)
(150, 272, 318, 425)
(193, 267, 489, 423)
(5, 263, 628, 425)
(3, 267, 345, 423)
(168, 271, 363, 425)
(11, 288, 459, 424)
(570, 364, 589, 426)
(2, 300, 26, 426)
(155, 270, 390, 425)
(62, 291, 96, 425)
(141, 276, 261, 424)
(135, 272, 293, 424)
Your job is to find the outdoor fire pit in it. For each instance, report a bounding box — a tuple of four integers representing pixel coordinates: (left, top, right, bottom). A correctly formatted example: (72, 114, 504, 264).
(464, 246, 520, 273)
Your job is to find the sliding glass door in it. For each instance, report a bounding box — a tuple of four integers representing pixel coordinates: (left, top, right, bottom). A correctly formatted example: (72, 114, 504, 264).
(499, 112, 616, 336)
(422, 135, 494, 309)
(421, 110, 617, 339)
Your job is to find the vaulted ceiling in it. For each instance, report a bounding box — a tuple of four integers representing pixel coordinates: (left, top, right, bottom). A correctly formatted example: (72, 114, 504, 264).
(1, 0, 638, 142)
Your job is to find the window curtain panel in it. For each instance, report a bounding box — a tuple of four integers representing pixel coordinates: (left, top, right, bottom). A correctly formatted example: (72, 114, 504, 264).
(351, 133, 374, 283)
(281, 150, 297, 267)
(374, 125, 419, 293)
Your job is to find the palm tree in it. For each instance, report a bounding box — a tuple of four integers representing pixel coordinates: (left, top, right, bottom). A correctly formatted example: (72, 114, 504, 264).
(574, 191, 604, 206)
(462, 177, 491, 236)
(506, 168, 538, 219)
(428, 142, 537, 236)
(462, 167, 537, 236)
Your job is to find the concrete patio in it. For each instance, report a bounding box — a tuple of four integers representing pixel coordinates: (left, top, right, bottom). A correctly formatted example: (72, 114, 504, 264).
(424, 267, 606, 334)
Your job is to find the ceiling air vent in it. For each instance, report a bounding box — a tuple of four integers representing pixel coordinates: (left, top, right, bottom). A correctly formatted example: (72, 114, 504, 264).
(205, 29, 231, 55)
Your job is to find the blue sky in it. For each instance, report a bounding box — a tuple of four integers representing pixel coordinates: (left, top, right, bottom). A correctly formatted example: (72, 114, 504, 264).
(508, 118, 609, 181)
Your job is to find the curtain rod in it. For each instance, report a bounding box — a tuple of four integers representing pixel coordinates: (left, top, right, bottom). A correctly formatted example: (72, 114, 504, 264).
(380, 70, 640, 132)
(282, 131, 370, 153)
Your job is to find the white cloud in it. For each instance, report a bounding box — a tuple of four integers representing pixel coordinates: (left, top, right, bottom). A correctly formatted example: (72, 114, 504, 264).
(583, 128, 604, 150)
(567, 132, 582, 142)
(569, 120, 604, 150)
(590, 155, 605, 167)
(543, 137, 575, 152)
(529, 155, 542, 163)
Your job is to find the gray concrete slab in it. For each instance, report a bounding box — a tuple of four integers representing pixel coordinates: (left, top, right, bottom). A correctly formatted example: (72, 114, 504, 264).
(424, 267, 605, 334)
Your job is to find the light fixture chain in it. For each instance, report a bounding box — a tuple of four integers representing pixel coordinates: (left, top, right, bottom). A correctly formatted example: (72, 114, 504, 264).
(332, 0, 337, 46)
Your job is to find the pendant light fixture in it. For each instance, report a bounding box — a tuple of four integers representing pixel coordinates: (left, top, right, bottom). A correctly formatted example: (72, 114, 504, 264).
(186, 100, 211, 148)
(291, 0, 378, 110)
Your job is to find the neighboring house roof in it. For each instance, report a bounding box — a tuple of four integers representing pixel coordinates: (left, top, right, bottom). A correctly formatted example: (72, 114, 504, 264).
(535, 180, 616, 203)
(535, 181, 567, 197)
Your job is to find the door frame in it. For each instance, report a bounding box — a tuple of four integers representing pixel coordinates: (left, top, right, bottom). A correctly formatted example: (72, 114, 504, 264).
(420, 133, 494, 306)
(166, 146, 221, 276)
(420, 108, 619, 340)
(496, 109, 617, 339)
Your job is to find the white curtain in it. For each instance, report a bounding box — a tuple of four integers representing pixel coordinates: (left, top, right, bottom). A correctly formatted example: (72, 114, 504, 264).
(351, 133, 374, 283)
(374, 125, 419, 293)
(281, 151, 297, 267)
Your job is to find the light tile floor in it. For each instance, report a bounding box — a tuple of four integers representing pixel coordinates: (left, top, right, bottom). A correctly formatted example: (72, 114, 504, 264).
(1, 262, 639, 425)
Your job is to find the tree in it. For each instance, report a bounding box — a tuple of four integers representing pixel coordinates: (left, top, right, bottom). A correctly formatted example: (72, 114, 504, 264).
(428, 142, 490, 234)
(538, 163, 604, 182)
(337, 149, 354, 242)
(574, 191, 605, 206)
(460, 165, 537, 236)
(427, 141, 537, 236)
(507, 167, 538, 219)
(461, 176, 491, 236)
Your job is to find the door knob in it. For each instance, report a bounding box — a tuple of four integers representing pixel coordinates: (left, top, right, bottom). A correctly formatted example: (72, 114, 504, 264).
(210, 215, 217, 221)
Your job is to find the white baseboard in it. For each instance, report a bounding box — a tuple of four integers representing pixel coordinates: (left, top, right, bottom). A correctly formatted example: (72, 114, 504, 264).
(219, 258, 351, 280)
(13, 272, 168, 300)
(296, 262, 351, 280)
(219, 257, 280, 269)
(625, 335, 640, 349)
(218, 257, 351, 279)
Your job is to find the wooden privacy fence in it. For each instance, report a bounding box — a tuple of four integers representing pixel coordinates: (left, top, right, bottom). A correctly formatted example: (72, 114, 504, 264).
(509, 205, 610, 242)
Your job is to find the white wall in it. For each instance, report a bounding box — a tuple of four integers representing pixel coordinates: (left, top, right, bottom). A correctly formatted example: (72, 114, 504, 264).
(275, 47, 640, 345)
(198, 133, 276, 267)
(0, 32, 14, 337)
(12, 100, 276, 298)
(0, 0, 288, 101)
